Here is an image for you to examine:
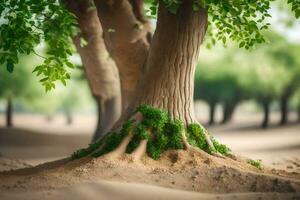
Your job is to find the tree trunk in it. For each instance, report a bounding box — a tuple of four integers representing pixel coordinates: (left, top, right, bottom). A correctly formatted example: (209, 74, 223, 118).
(65, 109, 73, 125)
(208, 102, 216, 125)
(221, 101, 237, 124)
(66, 0, 121, 140)
(95, 0, 150, 110)
(261, 101, 270, 129)
(127, 0, 207, 125)
(279, 94, 289, 125)
(92, 96, 121, 142)
(298, 106, 300, 123)
(6, 97, 13, 127)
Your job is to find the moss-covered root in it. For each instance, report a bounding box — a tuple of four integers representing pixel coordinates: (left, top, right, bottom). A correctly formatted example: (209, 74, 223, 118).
(130, 139, 148, 160)
(104, 133, 134, 158)
(71, 104, 231, 161)
(185, 123, 230, 156)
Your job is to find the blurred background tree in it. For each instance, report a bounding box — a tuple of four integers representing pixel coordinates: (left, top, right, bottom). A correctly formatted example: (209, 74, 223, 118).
(0, 56, 36, 127)
(195, 29, 299, 128)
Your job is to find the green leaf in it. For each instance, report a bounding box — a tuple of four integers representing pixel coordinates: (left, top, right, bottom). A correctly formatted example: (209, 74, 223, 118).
(80, 38, 88, 47)
(66, 61, 74, 68)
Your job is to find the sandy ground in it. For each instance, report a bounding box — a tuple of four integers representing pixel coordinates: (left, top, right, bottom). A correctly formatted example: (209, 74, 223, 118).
(0, 108, 300, 199)
(1, 180, 300, 200)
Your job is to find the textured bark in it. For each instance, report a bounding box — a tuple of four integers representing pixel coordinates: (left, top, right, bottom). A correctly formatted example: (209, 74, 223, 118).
(128, 1, 208, 125)
(94, 0, 150, 110)
(66, 0, 121, 140)
(208, 102, 216, 125)
(6, 97, 12, 127)
(261, 101, 270, 129)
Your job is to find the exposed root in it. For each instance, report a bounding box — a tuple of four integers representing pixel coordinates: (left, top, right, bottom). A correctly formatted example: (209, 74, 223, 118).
(181, 130, 191, 150)
(104, 133, 133, 158)
(71, 105, 231, 161)
(211, 152, 226, 158)
(131, 139, 148, 160)
(203, 129, 216, 152)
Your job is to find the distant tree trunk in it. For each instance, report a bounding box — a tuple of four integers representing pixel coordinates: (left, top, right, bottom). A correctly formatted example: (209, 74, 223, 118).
(92, 96, 121, 142)
(261, 100, 270, 129)
(298, 106, 300, 123)
(95, 0, 151, 110)
(45, 115, 53, 122)
(66, 0, 121, 141)
(6, 97, 13, 127)
(65, 109, 73, 125)
(279, 94, 290, 125)
(208, 102, 216, 125)
(221, 101, 237, 124)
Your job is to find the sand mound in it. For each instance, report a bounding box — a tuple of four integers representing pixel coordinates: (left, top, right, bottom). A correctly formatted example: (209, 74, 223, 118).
(1, 149, 300, 196)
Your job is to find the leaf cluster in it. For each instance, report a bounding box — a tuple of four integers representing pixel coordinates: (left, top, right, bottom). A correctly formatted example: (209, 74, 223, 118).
(145, 0, 299, 49)
(0, 0, 78, 91)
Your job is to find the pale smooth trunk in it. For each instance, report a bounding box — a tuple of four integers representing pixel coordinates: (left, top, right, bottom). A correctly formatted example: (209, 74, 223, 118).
(92, 96, 121, 142)
(95, 0, 150, 110)
(66, 0, 121, 140)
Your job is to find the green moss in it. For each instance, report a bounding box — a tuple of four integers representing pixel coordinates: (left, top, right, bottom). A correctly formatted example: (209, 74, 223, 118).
(71, 119, 134, 159)
(137, 104, 168, 131)
(248, 159, 262, 169)
(120, 119, 135, 136)
(134, 123, 150, 140)
(92, 132, 123, 157)
(146, 140, 162, 160)
(186, 123, 210, 153)
(126, 123, 150, 153)
(137, 105, 184, 159)
(92, 120, 135, 157)
(71, 105, 231, 161)
(71, 139, 103, 160)
(164, 119, 184, 149)
(126, 135, 141, 153)
(212, 138, 231, 155)
(186, 123, 230, 156)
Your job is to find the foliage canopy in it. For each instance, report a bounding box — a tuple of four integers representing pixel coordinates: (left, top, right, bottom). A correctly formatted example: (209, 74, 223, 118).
(0, 0, 299, 90)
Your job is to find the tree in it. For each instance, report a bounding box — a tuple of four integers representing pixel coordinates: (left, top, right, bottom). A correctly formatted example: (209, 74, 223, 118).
(195, 54, 246, 125)
(291, 89, 300, 123)
(58, 72, 91, 125)
(0, 57, 35, 127)
(238, 54, 289, 128)
(194, 63, 222, 125)
(268, 42, 300, 125)
(1, 0, 299, 172)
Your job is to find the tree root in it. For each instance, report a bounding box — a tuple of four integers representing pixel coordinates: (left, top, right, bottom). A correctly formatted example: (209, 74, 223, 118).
(203, 130, 216, 152)
(182, 130, 191, 150)
(131, 139, 148, 160)
(71, 105, 231, 162)
(105, 133, 134, 158)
